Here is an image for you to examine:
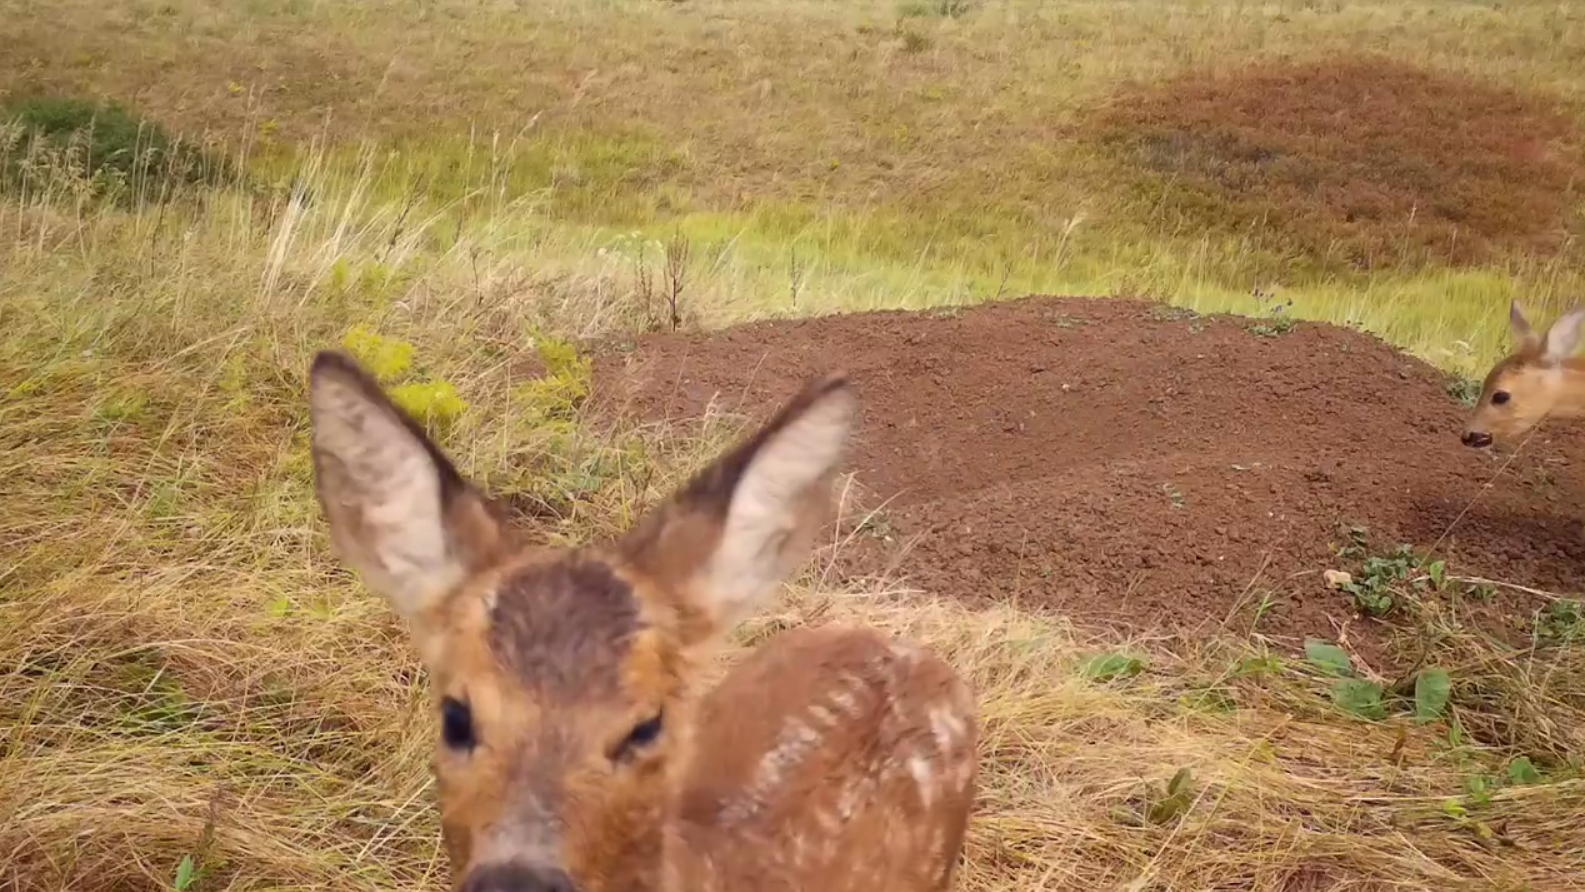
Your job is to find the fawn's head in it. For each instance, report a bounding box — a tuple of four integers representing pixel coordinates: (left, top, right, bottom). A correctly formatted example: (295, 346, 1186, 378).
(1462, 301, 1585, 448)
(307, 351, 855, 892)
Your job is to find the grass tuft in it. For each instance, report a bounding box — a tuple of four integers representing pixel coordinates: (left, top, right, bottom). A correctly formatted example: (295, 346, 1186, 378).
(2, 95, 231, 205)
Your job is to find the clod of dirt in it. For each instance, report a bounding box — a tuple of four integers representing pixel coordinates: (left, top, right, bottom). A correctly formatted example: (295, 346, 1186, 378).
(591, 296, 1585, 666)
(1088, 57, 1585, 272)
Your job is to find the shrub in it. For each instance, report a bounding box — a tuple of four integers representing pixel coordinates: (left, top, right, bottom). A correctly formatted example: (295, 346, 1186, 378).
(1, 96, 228, 203)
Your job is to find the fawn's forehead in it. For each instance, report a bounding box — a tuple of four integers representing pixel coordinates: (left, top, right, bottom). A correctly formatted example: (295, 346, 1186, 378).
(1483, 353, 1532, 392)
(462, 555, 648, 701)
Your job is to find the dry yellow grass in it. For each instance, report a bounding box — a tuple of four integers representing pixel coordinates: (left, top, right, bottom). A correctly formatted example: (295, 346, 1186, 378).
(4, 169, 1585, 891)
(4, 2, 1585, 890)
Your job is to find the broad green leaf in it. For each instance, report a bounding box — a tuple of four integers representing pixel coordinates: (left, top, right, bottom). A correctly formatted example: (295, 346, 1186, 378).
(1081, 653, 1145, 681)
(1414, 668, 1452, 723)
(1166, 767, 1194, 797)
(1507, 756, 1542, 785)
(173, 855, 196, 891)
(1465, 775, 1494, 808)
(1304, 639, 1353, 676)
(1426, 560, 1447, 589)
(1147, 768, 1194, 824)
(1330, 678, 1385, 720)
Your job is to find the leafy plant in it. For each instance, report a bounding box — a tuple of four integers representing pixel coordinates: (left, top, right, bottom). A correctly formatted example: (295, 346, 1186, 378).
(1081, 652, 1146, 681)
(1248, 315, 1295, 338)
(1445, 375, 1481, 408)
(1233, 654, 1284, 678)
(1414, 668, 1451, 723)
(1146, 767, 1196, 824)
(389, 380, 468, 430)
(172, 855, 198, 891)
(1506, 756, 1542, 785)
(513, 330, 593, 422)
(1332, 539, 1450, 619)
(340, 326, 415, 382)
(1303, 639, 1353, 677)
(1330, 678, 1386, 720)
(1537, 598, 1584, 642)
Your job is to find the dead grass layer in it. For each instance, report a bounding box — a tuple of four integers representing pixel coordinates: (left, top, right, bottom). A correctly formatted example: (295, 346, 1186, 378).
(5, 546, 1585, 892)
(1091, 57, 1585, 272)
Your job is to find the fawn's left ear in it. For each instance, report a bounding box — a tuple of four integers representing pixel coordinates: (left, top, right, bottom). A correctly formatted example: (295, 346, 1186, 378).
(1541, 307, 1585, 366)
(1510, 300, 1538, 351)
(307, 351, 506, 625)
(619, 375, 856, 640)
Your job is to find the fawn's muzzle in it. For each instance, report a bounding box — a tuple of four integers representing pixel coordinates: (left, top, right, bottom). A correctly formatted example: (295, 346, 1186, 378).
(459, 863, 579, 892)
(1461, 430, 1493, 448)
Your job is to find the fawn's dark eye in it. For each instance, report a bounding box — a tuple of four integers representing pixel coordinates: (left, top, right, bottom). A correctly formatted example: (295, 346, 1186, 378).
(1492, 390, 1511, 406)
(441, 696, 475, 751)
(610, 711, 664, 763)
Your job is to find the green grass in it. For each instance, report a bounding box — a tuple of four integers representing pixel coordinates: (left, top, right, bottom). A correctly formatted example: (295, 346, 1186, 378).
(6, 0, 1585, 373)
(4, 1, 1585, 890)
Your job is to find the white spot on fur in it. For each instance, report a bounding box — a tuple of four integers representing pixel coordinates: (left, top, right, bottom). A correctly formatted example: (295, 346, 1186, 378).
(722, 716, 824, 824)
(929, 704, 967, 751)
(909, 755, 935, 807)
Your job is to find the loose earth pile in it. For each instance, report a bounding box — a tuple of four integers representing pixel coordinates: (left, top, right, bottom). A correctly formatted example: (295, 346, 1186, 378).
(593, 296, 1585, 663)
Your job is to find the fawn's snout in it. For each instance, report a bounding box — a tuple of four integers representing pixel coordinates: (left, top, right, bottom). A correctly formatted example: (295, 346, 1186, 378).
(459, 863, 579, 892)
(1461, 429, 1494, 448)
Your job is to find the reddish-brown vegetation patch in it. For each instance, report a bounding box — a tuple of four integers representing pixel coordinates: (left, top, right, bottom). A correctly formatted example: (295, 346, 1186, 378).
(1090, 58, 1585, 271)
(592, 297, 1585, 666)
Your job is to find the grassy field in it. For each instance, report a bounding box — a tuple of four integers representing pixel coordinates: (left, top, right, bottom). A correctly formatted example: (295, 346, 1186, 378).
(4, 1, 1585, 890)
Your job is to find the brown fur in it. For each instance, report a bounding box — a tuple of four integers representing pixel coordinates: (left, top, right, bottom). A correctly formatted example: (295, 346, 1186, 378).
(306, 351, 979, 892)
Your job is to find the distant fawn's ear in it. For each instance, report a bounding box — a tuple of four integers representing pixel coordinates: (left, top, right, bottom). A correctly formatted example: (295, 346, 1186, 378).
(1510, 301, 1541, 351)
(1541, 307, 1585, 366)
(620, 375, 856, 641)
(307, 351, 505, 624)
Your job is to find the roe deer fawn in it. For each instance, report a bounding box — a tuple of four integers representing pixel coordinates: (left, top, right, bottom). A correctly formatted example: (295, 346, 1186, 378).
(1462, 301, 1585, 449)
(306, 351, 978, 892)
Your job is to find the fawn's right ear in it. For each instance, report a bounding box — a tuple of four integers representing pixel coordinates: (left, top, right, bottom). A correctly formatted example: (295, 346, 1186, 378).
(307, 351, 505, 624)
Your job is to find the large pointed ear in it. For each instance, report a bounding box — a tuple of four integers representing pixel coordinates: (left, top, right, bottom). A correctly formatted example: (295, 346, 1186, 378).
(1541, 307, 1585, 366)
(1510, 300, 1541, 352)
(619, 374, 856, 641)
(307, 351, 506, 623)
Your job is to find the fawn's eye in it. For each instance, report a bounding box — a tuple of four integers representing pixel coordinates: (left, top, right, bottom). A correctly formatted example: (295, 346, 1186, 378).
(1491, 390, 1511, 406)
(441, 696, 475, 751)
(610, 711, 664, 763)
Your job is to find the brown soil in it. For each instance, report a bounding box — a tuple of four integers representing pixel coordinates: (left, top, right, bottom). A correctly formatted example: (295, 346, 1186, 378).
(591, 297, 1585, 665)
(1090, 58, 1585, 271)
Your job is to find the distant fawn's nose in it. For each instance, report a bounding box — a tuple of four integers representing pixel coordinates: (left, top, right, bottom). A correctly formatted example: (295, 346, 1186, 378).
(1462, 430, 1493, 448)
(460, 864, 578, 892)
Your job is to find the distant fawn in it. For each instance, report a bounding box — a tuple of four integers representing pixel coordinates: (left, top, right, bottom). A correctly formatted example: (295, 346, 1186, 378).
(307, 351, 979, 892)
(1462, 301, 1585, 449)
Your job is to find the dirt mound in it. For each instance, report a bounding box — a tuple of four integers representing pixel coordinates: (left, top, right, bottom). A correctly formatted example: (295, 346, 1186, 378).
(591, 297, 1585, 663)
(1089, 58, 1585, 271)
